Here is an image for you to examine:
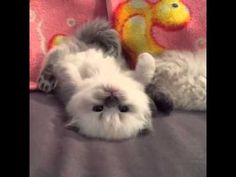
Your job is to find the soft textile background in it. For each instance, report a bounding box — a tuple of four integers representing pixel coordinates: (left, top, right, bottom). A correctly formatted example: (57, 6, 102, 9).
(30, 0, 107, 90)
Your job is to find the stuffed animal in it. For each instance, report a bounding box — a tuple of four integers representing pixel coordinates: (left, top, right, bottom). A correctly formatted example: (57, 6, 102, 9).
(112, 0, 191, 68)
(110, 0, 206, 112)
(47, 34, 66, 50)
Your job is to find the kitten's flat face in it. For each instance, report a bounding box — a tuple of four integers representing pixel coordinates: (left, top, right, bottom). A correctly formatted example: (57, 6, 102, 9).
(66, 78, 152, 140)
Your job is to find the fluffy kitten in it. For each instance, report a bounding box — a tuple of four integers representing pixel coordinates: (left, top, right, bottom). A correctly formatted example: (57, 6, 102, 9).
(38, 19, 156, 140)
(146, 49, 206, 112)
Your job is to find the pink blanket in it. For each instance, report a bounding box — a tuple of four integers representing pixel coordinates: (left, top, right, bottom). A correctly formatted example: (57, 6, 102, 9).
(30, 0, 107, 90)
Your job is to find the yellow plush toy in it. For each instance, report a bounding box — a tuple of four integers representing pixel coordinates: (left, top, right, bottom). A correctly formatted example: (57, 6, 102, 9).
(112, 0, 191, 68)
(47, 34, 66, 50)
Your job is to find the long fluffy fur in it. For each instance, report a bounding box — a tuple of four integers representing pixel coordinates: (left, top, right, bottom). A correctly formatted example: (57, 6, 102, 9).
(55, 49, 154, 140)
(39, 19, 156, 140)
(147, 49, 206, 111)
(75, 18, 121, 58)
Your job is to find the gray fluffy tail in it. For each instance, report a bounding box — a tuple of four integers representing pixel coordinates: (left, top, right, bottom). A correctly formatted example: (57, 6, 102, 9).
(75, 18, 121, 57)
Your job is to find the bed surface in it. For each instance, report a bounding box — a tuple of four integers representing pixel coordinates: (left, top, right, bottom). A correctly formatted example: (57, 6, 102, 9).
(30, 92, 206, 177)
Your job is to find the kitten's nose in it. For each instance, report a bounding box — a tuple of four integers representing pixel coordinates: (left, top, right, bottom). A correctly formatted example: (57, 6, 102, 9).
(104, 95, 119, 108)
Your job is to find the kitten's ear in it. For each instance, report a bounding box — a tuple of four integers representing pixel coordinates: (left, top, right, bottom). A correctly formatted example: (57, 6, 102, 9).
(133, 53, 156, 86)
(139, 112, 153, 136)
(65, 120, 80, 133)
(65, 119, 77, 127)
(149, 98, 158, 118)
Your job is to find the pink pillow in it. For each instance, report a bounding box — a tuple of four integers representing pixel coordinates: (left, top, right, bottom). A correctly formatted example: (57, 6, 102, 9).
(30, 0, 107, 90)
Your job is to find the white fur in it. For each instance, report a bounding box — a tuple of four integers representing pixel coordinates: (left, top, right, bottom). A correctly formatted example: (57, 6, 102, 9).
(151, 49, 206, 111)
(135, 53, 156, 86)
(55, 48, 155, 140)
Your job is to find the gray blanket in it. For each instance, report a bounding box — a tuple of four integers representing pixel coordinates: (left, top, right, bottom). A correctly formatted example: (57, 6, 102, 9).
(30, 92, 206, 177)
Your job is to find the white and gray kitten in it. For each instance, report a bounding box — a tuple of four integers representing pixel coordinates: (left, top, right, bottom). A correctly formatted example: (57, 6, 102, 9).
(38, 19, 157, 140)
(146, 49, 206, 112)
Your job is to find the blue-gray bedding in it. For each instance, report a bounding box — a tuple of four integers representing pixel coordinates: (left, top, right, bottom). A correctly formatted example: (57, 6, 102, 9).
(30, 92, 206, 177)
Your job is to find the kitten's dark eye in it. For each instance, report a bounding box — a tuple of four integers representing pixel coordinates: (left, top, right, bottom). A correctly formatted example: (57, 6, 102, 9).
(92, 105, 104, 112)
(119, 105, 129, 112)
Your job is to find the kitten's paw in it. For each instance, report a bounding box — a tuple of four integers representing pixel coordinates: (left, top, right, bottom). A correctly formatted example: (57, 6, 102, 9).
(137, 52, 155, 70)
(146, 85, 174, 114)
(135, 53, 156, 86)
(138, 128, 152, 136)
(153, 93, 174, 115)
(38, 71, 57, 93)
(65, 120, 80, 133)
(66, 125, 80, 133)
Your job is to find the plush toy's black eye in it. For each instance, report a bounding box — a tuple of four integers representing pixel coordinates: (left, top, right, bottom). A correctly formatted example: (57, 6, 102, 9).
(92, 105, 104, 112)
(171, 3, 178, 8)
(119, 105, 129, 112)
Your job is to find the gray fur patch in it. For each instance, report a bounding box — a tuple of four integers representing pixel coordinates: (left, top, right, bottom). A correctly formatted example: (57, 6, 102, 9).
(54, 67, 78, 105)
(76, 18, 121, 58)
(149, 98, 158, 118)
(55, 84, 77, 106)
(146, 84, 174, 114)
(38, 49, 64, 93)
(45, 48, 65, 67)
